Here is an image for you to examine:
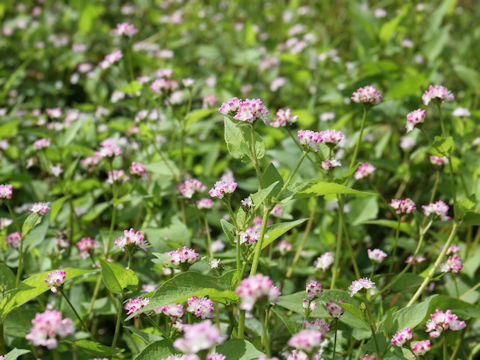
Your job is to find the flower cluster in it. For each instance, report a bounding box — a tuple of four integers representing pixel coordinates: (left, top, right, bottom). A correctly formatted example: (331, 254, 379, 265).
(304, 319, 330, 334)
(288, 329, 323, 352)
(115, 228, 147, 252)
(107, 169, 130, 184)
(29, 202, 51, 215)
(391, 327, 412, 347)
(406, 109, 426, 133)
(425, 309, 466, 337)
(196, 198, 215, 210)
(5, 232, 21, 249)
(321, 158, 342, 170)
(367, 249, 387, 264)
(99, 49, 123, 69)
(173, 320, 226, 354)
(209, 181, 237, 199)
(422, 200, 450, 221)
(269, 108, 298, 127)
(297, 129, 344, 152)
(235, 274, 281, 311)
(130, 162, 147, 176)
(34, 138, 51, 150)
(219, 97, 269, 124)
(44, 270, 66, 294)
(314, 252, 334, 271)
(26, 310, 74, 349)
(354, 163, 376, 180)
(412, 340, 431, 355)
(0, 184, 13, 199)
(389, 198, 416, 214)
(166, 247, 199, 266)
(439, 255, 463, 273)
(124, 297, 150, 316)
(76, 237, 102, 259)
(349, 278, 376, 297)
(305, 280, 323, 300)
(422, 85, 454, 106)
(112, 22, 138, 37)
(177, 179, 207, 199)
(160, 304, 184, 318)
(430, 155, 449, 167)
(351, 86, 383, 105)
(325, 299, 345, 318)
(187, 296, 214, 319)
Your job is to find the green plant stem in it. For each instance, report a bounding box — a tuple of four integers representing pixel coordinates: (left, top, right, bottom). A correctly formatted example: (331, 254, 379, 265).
(332, 319, 338, 360)
(437, 103, 446, 138)
(447, 159, 458, 221)
(60, 289, 91, 338)
(364, 299, 381, 359)
(237, 310, 245, 338)
(443, 334, 447, 360)
(261, 308, 271, 357)
(330, 196, 344, 289)
(339, 196, 361, 279)
(407, 222, 459, 306)
(7, 202, 24, 287)
(249, 206, 271, 277)
(87, 276, 102, 317)
(349, 106, 368, 171)
(388, 217, 401, 274)
(274, 151, 307, 200)
(112, 293, 124, 348)
(202, 213, 213, 258)
(0, 319, 6, 354)
(52, 349, 60, 360)
(249, 125, 264, 189)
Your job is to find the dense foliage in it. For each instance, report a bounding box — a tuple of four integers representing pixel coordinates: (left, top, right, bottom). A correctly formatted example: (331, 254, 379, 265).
(0, 0, 480, 359)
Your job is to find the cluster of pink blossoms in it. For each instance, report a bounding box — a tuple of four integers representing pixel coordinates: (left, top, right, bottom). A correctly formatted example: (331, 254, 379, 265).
(351, 86, 383, 105)
(97, 140, 122, 158)
(0, 217, 13, 230)
(177, 179, 207, 199)
(196, 198, 215, 210)
(235, 274, 281, 311)
(354, 163, 376, 180)
(411, 340, 431, 355)
(430, 155, 448, 167)
(218, 97, 269, 124)
(277, 239, 293, 254)
(0, 184, 13, 199)
(114, 228, 147, 252)
(33, 138, 51, 151)
(130, 162, 147, 176)
(325, 299, 345, 318)
(422, 85, 454, 106)
(99, 49, 123, 69)
(107, 169, 130, 184)
(368, 248, 387, 264)
(304, 319, 330, 334)
(166, 246, 199, 266)
(269, 108, 298, 127)
(26, 310, 74, 349)
(187, 296, 214, 319)
(305, 280, 323, 300)
(151, 78, 179, 94)
(389, 198, 416, 214)
(111, 22, 138, 37)
(439, 254, 463, 273)
(360, 356, 376, 360)
(124, 297, 150, 316)
(76, 237, 102, 259)
(173, 320, 226, 354)
(160, 304, 184, 318)
(405, 109, 426, 133)
(349, 278, 376, 297)
(46, 108, 62, 118)
(29, 202, 51, 215)
(391, 327, 412, 346)
(209, 180, 237, 199)
(425, 309, 466, 337)
(288, 329, 323, 352)
(44, 270, 66, 294)
(297, 129, 344, 152)
(287, 350, 319, 360)
(422, 200, 450, 221)
(5, 232, 21, 249)
(321, 158, 342, 170)
(314, 252, 334, 271)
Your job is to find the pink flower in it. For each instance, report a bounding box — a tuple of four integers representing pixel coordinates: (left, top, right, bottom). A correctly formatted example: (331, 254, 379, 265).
(389, 198, 416, 214)
(354, 163, 376, 180)
(234, 98, 269, 124)
(269, 108, 298, 127)
(422, 200, 450, 221)
(405, 256, 426, 265)
(196, 198, 215, 210)
(303, 299, 317, 312)
(114, 228, 147, 252)
(360, 355, 376, 360)
(34, 138, 51, 150)
(422, 85, 454, 106)
(298, 130, 322, 152)
(76, 237, 102, 260)
(391, 327, 412, 347)
(446, 245, 460, 255)
(166, 247, 199, 266)
(124, 297, 150, 317)
(287, 350, 317, 360)
(349, 278, 376, 297)
(130, 162, 147, 176)
(173, 320, 226, 354)
(277, 240, 293, 254)
(112, 22, 138, 37)
(51, 165, 63, 177)
(26, 310, 74, 349)
(0, 217, 13, 230)
(318, 129, 344, 147)
(202, 94, 219, 108)
(430, 156, 448, 167)
(107, 170, 130, 184)
(160, 304, 184, 318)
(241, 197, 254, 211)
(270, 205, 284, 218)
(426, 309, 466, 338)
(321, 158, 342, 170)
(304, 319, 330, 334)
(142, 284, 158, 293)
(411, 340, 431, 356)
(325, 299, 345, 318)
(305, 280, 323, 300)
(97, 140, 122, 158)
(439, 255, 463, 273)
(187, 296, 214, 319)
(5, 232, 21, 249)
(218, 97, 243, 116)
(314, 252, 334, 271)
(406, 109, 426, 133)
(177, 179, 207, 198)
(46, 108, 62, 118)
(0, 184, 13, 199)
(29, 202, 51, 215)
(368, 249, 387, 264)
(351, 86, 383, 105)
(235, 274, 281, 311)
(288, 329, 323, 352)
(209, 181, 237, 199)
(99, 49, 123, 69)
(45, 270, 66, 294)
(400, 136, 416, 151)
(207, 355, 226, 360)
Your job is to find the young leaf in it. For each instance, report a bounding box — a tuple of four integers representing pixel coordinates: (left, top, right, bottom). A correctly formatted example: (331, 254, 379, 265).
(134, 339, 178, 360)
(100, 259, 138, 294)
(216, 339, 265, 360)
(295, 180, 375, 199)
(73, 339, 123, 357)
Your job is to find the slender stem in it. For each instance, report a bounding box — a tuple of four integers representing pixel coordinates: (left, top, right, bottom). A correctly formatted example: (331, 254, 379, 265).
(330, 196, 344, 289)
(437, 103, 446, 138)
(0, 319, 6, 354)
(275, 151, 307, 201)
(261, 308, 271, 357)
(249, 125, 264, 189)
(87, 276, 102, 317)
(52, 349, 60, 360)
(7, 202, 24, 287)
(339, 196, 361, 279)
(249, 206, 271, 277)
(443, 334, 447, 360)
(447, 159, 458, 221)
(60, 289, 91, 338)
(235, 232, 242, 286)
(332, 319, 338, 360)
(453, 275, 459, 298)
(203, 213, 213, 258)
(388, 218, 401, 274)
(112, 293, 124, 348)
(429, 171, 440, 204)
(407, 222, 459, 306)
(237, 310, 245, 339)
(349, 106, 368, 171)
(364, 299, 380, 358)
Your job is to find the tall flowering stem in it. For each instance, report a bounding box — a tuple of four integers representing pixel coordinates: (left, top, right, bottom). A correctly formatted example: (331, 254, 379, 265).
(260, 308, 271, 357)
(249, 125, 264, 189)
(249, 206, 271, 277)
(6, 201, 24, 287)
(332, 318, 338, 360)
(388, 217, 402, 274)
(330, 196, 344, 290)
(59, 289, 91, 338)
(349, 106, 368, 171)
(407, 222, 459, 306)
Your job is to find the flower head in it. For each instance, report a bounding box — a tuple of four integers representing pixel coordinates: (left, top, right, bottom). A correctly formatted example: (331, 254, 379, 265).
(288, 330, 323, 352)
(277, 240, 293, 254)
(34, 138, 51, 151)
(318, 129, 344, 147)
(349, 278, 376, 297)
(99, 49, 123, 69)
(107, 170, 130, 184)
(114, 228, 147, 252)
(422, 200, 450, 221)
(5, 232, 21, 249)
(166, 247, 199, 266)
(389, 198, 415, 214)
(426, 309, 466, 338)
(321, 158, 342, 170)
(26, 310, 74, 349)
(29, 202, 51, 215)
(422, 85, 454, 106)
(351, 86, 383, 105)
(439, 255, 463, 273)
(209, 181, 237, 199)
(187, 296, 214, 319)
(177, 179, 207, 199)
(304, 319, 330, 334)
(196, 198, 215, 210)
(124, 297, 150, 317)
(297, 130, 321, 152)
(391, 328, 412, 347)
(430, 156, 448, 167)
(76, 237, 102, 259)
(325, 299, 345, 318)
(235, 274, 281, 311)
(269, 108, 298, 127)
(44, 270, 66, 294)
(406, 109, 426, 133)
(112, 22, 138, 37)
(0, 217, 13, 230)
(368, 249, 387, 264)
(130, 162, 147, 176)
(354, 163, 376, 180)
(160, 304, 184, 318)
(412, 340, 431, 356)
(173, 320, 226, 354)
(241, 197, 254, 212)
(314, 252, 334, 271)
(0, 184, 13, 199)
(305, 280, 323, 300)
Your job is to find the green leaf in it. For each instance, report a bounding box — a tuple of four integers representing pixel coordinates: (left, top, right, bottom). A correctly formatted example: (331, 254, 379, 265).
(119, 81, 142, 95)
(130, 272, 239, 320)
(0, 268, 96, 317)
(454, 65, 480, 93)
(216, 339, 265, 360)
(82, 202, 110, 222)
(262, 163, 284, 197)
(74, 339, 123, 357)
(0, 263, 15, 292)
(62, 118, 87, 146)
(295, 181, 375, 199)
(250, 181, 279, 210)
(389, 273, 424, 292)
(363, 219, 415, 236)
(428, 136, 454, 157)
(261, 218, 308, 250)
(379, 7, 406, 43)
(21, 213, 41, 236)
(145, 160, 179, 178)
(100, 260, 138, 294)
(224, 117, 251, 160)
(293, 109, 315, 127)
(135, 339, 178, 360)
(186, 109, 216, 125)
(220, 219, 236, 244)
(464, 212, 480, 225)
(4, 348, 31, 360)
(50, 195, 70, 223)
(78, 3, 105, 34)
(0, 120, 21, 139)
(144, 217, 189, 250)
(270, 307, 299, 335)
(347, 197, 378, 226)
